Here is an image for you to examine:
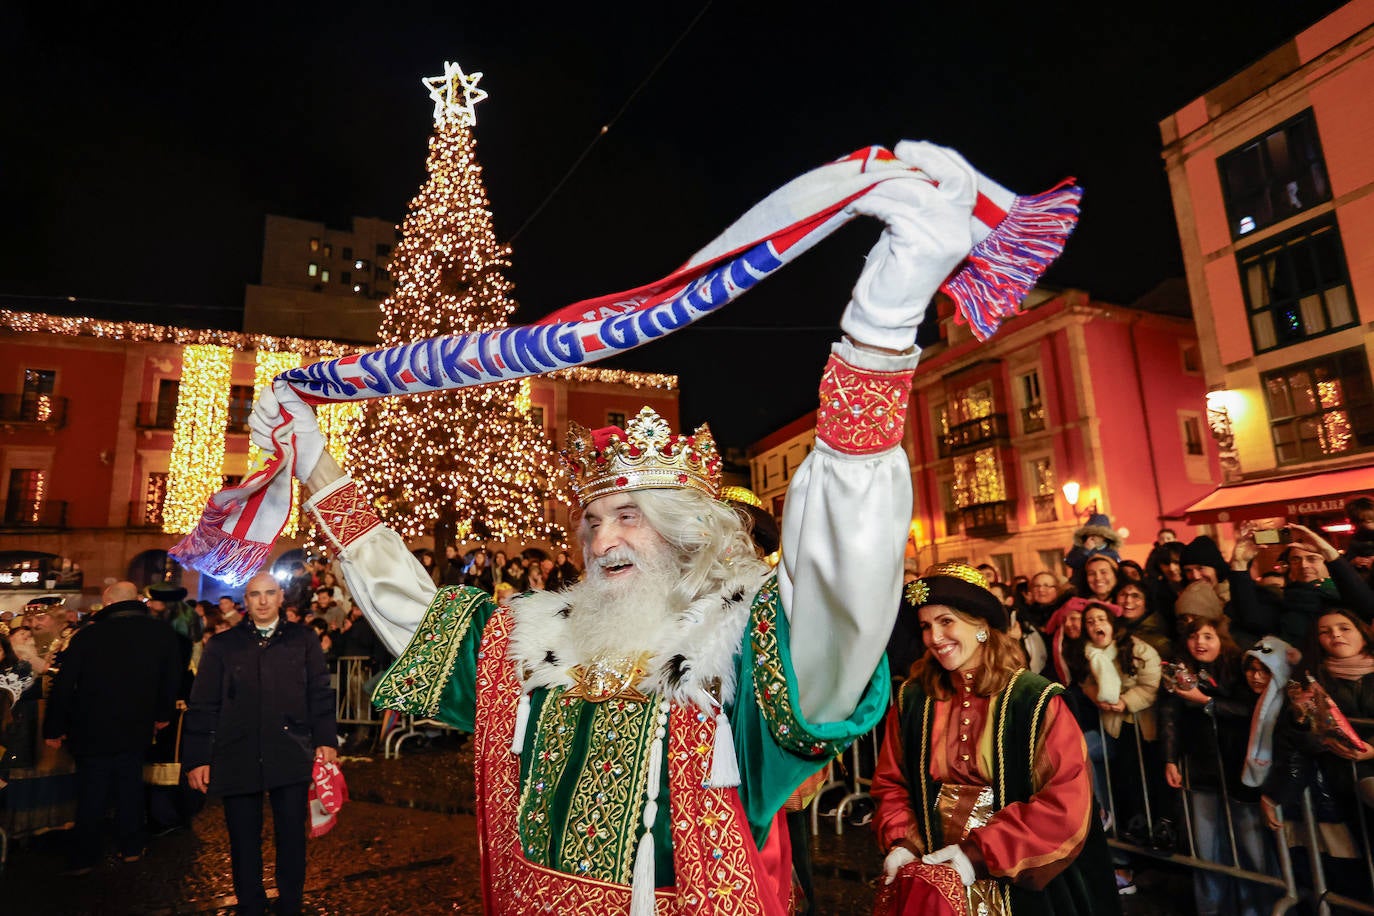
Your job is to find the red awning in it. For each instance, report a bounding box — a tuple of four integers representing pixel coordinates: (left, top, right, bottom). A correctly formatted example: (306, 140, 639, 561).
(1183, 465, 1374, 525)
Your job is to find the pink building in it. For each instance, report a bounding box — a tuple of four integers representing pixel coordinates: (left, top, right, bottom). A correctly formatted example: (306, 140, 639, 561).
(1161, 1, 1374, 533)
(750, 290, 1219, 580)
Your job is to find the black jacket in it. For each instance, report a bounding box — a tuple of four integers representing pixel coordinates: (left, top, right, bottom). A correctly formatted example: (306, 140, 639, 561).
(42, 600, 183, 757)
(183, 617, 337, 796)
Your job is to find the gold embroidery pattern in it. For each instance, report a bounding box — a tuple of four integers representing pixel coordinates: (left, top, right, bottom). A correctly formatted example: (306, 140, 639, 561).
(815, 354, 913, 455)
(558, 698, 658, 883)
(749, 578, 844, 758)
(371, 586, 484, 717)
(477, 616, 678, 913)
(516, 688, 580, 867)
(308, 479, 381, 549)
(668, 703, 772, 915)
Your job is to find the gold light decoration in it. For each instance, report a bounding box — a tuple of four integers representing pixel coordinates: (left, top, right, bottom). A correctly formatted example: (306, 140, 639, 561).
(163, 344, 234, 534)
(515, 377, 532, 414)
(0, 309, 359, 358)
(348, 66, 572, 546)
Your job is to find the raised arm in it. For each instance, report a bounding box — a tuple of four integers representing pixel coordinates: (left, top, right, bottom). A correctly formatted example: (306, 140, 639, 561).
(250, 385, 436, 657)
(781, 142, 978, 723)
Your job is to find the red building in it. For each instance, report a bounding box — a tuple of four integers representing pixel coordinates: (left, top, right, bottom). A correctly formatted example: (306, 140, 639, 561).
(0, 309, 677, 610)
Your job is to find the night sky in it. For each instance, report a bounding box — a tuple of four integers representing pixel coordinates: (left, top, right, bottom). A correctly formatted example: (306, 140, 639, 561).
(1, 1, 1349, 448)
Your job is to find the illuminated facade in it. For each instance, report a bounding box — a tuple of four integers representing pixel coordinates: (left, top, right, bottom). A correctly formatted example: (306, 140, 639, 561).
(1160, 1, 1374, 530)
(0, 310, 677, 605)
(749, 290, 1220, 578)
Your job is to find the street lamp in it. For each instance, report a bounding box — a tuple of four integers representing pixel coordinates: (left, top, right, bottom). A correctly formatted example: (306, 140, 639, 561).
(1061, 480, 1096, 519)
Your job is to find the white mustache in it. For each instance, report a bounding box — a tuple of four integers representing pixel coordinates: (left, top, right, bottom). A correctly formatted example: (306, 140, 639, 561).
(597, 548, 638, 569)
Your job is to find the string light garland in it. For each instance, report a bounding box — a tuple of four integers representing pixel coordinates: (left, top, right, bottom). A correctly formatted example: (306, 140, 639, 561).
(349, 64, 572, 547)
(163, 344, 233, 535)
(0, 309, 360, 358)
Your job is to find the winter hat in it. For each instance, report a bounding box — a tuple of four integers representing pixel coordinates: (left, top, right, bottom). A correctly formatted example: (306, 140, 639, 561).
(1180, 536, 1228, 581)
(1073, 513, 1122, 553)
(1242, 636, 1298, 788)
(904, 562, 1008, 630)
(1041, 596, 1119, 634)
(1174, 579, 1224, 622)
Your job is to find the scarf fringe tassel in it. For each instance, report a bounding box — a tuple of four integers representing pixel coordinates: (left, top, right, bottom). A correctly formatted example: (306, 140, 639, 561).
(169, 517, 272, 584)
(941, 181, 1084, 341)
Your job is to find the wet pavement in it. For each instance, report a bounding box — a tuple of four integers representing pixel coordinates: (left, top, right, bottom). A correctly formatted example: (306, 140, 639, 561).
(2, 732, 1195, 914)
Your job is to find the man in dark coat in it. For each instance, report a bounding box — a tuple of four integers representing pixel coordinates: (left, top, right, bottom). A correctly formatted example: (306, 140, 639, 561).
(43, 580, 183, 872)
(184, 571, 338, 916)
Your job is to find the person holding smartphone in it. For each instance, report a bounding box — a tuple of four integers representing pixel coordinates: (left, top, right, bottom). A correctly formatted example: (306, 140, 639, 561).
(1228, 523, 1374, 647)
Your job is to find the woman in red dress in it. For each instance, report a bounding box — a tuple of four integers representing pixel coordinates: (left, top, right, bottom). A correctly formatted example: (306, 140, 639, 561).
(871, 563, 1119, 916)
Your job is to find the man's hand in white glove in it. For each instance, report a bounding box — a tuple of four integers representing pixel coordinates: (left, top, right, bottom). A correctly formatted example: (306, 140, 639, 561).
(923, 843, 977, 887)
(247, 380, 326, 482)
(841, 141, 978, 352)
(882, 845, 917, 885)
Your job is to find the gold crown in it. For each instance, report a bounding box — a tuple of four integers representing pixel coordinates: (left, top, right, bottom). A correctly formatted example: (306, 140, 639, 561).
(563, 406, 721, 506)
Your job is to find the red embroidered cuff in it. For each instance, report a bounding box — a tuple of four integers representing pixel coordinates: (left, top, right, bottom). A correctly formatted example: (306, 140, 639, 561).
(307, 479, 382, 551)
(815, 354, 914, 455)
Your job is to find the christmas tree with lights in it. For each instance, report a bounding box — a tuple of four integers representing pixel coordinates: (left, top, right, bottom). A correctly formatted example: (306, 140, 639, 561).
(349, 61, 569, 548)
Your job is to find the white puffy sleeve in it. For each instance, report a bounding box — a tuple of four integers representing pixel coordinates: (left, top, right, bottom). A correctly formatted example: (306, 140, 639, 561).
(303, 475, 437, 658)
(779, 339, 916, 723)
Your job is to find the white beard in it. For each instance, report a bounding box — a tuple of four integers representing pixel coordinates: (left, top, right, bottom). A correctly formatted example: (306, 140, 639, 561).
(568, 541, 682, 659)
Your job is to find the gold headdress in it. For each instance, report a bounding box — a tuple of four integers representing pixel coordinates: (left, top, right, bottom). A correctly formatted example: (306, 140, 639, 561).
(562, 406, 721, 507)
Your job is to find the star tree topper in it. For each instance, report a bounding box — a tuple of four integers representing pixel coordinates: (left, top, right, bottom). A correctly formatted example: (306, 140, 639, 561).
(422, 60, 488, 127)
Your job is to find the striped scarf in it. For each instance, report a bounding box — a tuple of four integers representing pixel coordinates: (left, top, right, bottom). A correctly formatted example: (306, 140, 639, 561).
(172, 145, 1081, 585)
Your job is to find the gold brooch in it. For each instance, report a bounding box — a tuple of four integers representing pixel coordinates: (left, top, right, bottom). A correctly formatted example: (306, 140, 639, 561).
(566, 653, 651, 704)
(905, 579, 930, 606)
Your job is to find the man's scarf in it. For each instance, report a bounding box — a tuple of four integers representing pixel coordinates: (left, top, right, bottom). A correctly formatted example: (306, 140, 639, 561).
(172, 145, 1082, 585)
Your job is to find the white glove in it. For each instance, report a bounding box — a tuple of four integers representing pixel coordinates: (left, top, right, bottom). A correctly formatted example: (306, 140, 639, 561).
(841, 141, 978, 351)
(883, 845, 917, 885)
(247, 380, 325, 481)
(923, 843, 977, 887)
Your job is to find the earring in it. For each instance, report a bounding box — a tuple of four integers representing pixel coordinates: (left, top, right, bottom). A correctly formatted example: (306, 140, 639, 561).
(976, 629, 988, 644)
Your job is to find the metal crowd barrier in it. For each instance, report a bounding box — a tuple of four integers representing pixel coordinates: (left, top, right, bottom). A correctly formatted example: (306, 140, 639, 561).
(334, 655, 381, 728)
(1096, 709, 1374, 916)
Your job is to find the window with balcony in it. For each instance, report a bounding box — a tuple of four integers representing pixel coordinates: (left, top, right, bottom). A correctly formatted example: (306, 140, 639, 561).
(1240, 218, 1356, 354)
(9, 369, 62, 425)
(1016, 370, 1045, 434)
(1181, 413, 1205, 457)
(1263, 348, 1374, 465)
(944, 381, 1008, 453)
(4, 468, 52, 526)
(1028, 455, 1056, 524)
(135, 472, 168, 528)
(940, 478, 961, 537)
(953, 446, 1010, 536)
(1218, 109, 1330, 240)
(607, 410, 627, 428)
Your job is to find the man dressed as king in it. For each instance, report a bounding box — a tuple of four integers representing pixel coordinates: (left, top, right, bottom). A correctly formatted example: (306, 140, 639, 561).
(246, 141, 1079, 915)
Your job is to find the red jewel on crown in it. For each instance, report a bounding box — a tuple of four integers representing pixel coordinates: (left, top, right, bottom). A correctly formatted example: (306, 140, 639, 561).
(561, 406, 721, 507)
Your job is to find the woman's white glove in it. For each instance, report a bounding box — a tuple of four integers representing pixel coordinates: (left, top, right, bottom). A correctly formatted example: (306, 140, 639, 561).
(840, 141, 978, 351)
(923, 843, 977, 886)
(882, 845, 917, 885)
(247, 380, 325, 481)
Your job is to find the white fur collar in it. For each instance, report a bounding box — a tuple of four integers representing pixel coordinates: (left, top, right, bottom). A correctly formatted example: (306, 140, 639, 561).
(506, 568, 768, 712)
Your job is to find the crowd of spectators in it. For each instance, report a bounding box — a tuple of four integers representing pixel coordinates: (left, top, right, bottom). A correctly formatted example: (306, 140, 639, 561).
(0, 540, 582, 868)
(887, 499, 1374, 913)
